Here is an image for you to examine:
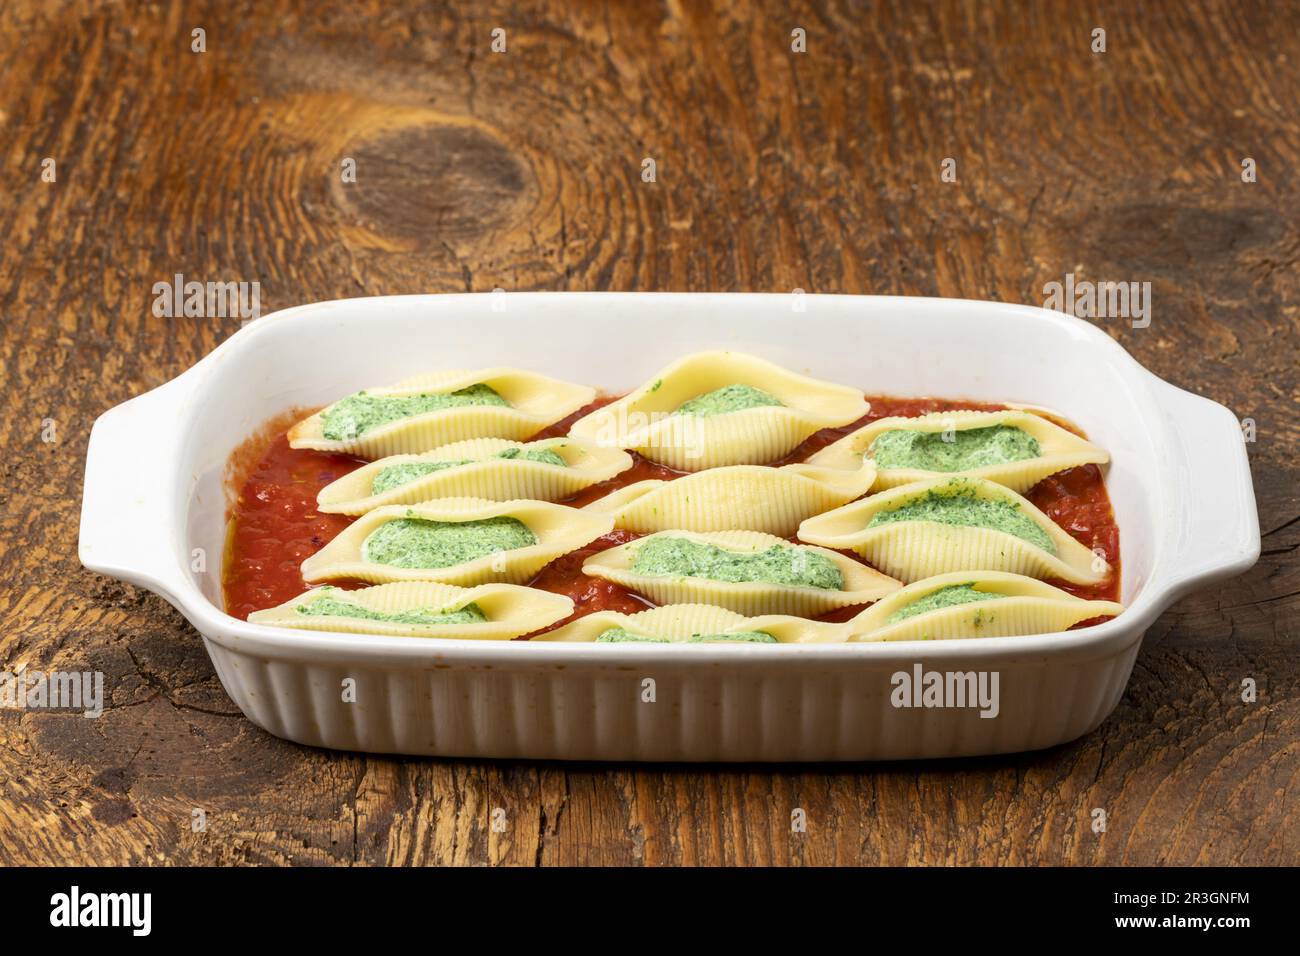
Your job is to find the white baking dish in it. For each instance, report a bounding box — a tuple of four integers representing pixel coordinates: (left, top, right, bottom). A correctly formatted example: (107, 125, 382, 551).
(78, 294, 1260, 761)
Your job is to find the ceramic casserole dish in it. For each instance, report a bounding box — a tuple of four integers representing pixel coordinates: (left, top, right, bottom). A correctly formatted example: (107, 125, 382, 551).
(78, 293, 1260, 761)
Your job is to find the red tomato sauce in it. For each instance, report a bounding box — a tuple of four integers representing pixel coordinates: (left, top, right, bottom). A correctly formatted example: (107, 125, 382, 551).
(222, 431, 367, 621)
(222, 395, 1122, 630)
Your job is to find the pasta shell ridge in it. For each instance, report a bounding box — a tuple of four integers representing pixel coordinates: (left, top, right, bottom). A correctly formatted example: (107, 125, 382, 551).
(568, 351, 868, 471)
(531, 603, 846, 644)
(808, 408, 1108, 492)
(288, 367, 595, 458)
(300, 497, 614, 586)
(797, 475, 1110, 584)
(582, 462, 876, 536)
(247, 581, 574, 640)
(316, 437, 633, 515)
(844, 570, 1123, 642)
(582, 529, 901, 616)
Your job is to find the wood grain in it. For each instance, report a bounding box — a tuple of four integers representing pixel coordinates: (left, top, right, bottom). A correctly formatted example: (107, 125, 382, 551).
(0, 0, 1296, 866)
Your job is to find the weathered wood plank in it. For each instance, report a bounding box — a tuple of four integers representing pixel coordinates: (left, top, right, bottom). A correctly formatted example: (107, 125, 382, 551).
(0, 0, 1295, 865)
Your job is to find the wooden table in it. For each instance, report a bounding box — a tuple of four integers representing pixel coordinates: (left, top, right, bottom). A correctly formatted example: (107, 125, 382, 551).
(1, 0, 1295, 866)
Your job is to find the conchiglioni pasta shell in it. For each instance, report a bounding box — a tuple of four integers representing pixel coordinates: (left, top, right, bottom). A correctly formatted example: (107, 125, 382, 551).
(300, 497, 614, 586)
(530, 603, 846, 644)
(582, 461, 877, 536)
(582, 530, 901, 616)
(844, 571, 1123, 642)
(797, 476, 1110, 584)
(568, 351, 868, 471)
(807, 409, 1109, 492)
(247, 582, 574, 640)
(288, 368, 595, 459)
(316, 438, 633, 515)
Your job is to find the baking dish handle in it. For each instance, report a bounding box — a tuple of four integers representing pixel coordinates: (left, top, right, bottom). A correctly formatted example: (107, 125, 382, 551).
(1156, 381, 1260, 601)
(79, 377, 193, 607)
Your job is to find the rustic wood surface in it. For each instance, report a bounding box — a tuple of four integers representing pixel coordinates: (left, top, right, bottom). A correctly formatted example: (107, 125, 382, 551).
(0, 0, 1296, 866)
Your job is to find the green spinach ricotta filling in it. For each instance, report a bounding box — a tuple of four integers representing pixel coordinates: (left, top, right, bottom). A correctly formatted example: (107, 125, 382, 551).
(370, 447, 566, 495)
(494, 447, 566, 467)
(322, 383, 509, 441)
(674, 383, 784, 417)
(630, 536, 843, 590)
(870, 424, 1040, 472)
(868, 489, 1056, 554)
(886, 584, 1001, 624)
(296, 592, 490, 626)
(595, 628, 778, 644)
(361, 516, 536, 569)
